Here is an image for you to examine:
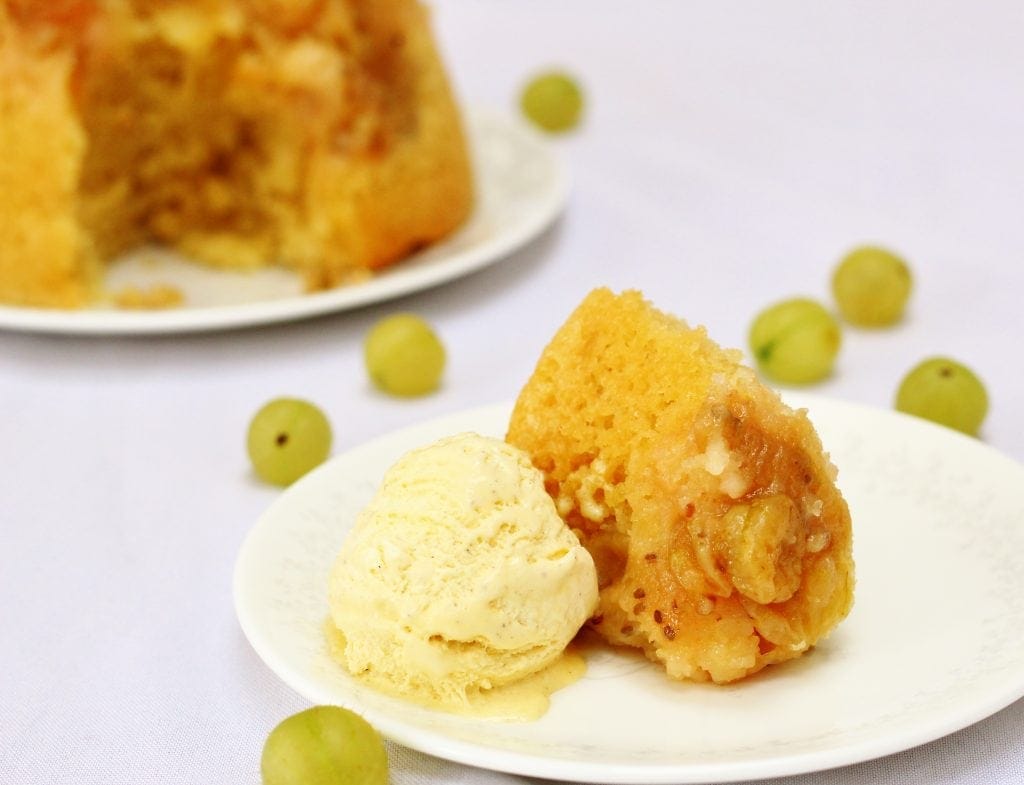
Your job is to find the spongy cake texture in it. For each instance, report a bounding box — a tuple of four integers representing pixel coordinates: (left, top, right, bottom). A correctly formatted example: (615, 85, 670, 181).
(0, 0, 473, 308)
(506, 289, 855, 683)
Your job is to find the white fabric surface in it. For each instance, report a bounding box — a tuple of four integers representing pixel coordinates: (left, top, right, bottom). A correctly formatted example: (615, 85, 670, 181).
(3, 1, 1024, 783)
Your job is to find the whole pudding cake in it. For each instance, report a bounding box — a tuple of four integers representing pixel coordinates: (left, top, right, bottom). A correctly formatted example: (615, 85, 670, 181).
(507, 288, 855, 683)
(0, 0, 473, 308)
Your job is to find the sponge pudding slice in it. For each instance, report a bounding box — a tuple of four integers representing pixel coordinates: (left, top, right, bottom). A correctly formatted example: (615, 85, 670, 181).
(506, 288, 854, 683)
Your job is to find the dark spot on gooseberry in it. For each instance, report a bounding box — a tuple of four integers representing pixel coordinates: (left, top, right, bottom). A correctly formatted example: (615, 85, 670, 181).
(276, 432, 289, 447)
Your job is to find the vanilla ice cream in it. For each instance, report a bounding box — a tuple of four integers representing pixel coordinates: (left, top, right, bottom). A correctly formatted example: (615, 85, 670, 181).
(327, 432, 598, 711)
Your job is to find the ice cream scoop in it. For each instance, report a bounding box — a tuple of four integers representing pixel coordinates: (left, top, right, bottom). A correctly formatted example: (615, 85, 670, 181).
(327, 432, 598, 712)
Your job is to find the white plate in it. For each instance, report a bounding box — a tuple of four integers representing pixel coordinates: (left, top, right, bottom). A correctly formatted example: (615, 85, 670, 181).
(233, 395, 1024, 784)
(0, 110, 566, 336)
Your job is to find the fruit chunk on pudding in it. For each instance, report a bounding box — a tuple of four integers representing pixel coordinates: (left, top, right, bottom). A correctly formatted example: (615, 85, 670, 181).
(507, 288, 855, 683)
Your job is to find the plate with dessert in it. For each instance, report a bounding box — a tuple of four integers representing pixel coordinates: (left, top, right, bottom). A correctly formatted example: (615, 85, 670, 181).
(235, 290, 1024, 783)
(0, 3, 566, 335)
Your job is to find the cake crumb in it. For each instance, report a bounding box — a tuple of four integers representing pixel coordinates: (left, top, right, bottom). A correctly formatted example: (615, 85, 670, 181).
(111, 284, 185, 310)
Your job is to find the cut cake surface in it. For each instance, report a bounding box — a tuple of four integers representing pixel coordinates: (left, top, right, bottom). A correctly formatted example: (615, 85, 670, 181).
(0, 0, 473, 308)
(507, 288, 855, 683)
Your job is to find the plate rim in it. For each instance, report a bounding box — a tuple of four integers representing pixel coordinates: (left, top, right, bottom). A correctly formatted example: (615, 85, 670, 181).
(233, 394, 1024, 784)
(0, 108, 568, 337)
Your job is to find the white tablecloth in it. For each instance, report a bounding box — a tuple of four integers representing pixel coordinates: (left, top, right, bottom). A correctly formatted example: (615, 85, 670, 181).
(3, 2, 1023, 783)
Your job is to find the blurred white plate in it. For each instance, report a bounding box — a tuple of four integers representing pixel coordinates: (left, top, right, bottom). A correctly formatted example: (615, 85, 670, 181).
(0, 110, 566, 336)
(233, 395, 1024, 784)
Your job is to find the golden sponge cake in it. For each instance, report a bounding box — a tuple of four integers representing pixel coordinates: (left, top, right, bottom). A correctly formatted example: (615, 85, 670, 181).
(0, 0, 473, 308)
(507, 289, 854, 683)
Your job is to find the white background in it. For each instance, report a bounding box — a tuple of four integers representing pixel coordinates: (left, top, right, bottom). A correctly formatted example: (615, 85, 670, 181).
(3, 1, 1023, 783)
